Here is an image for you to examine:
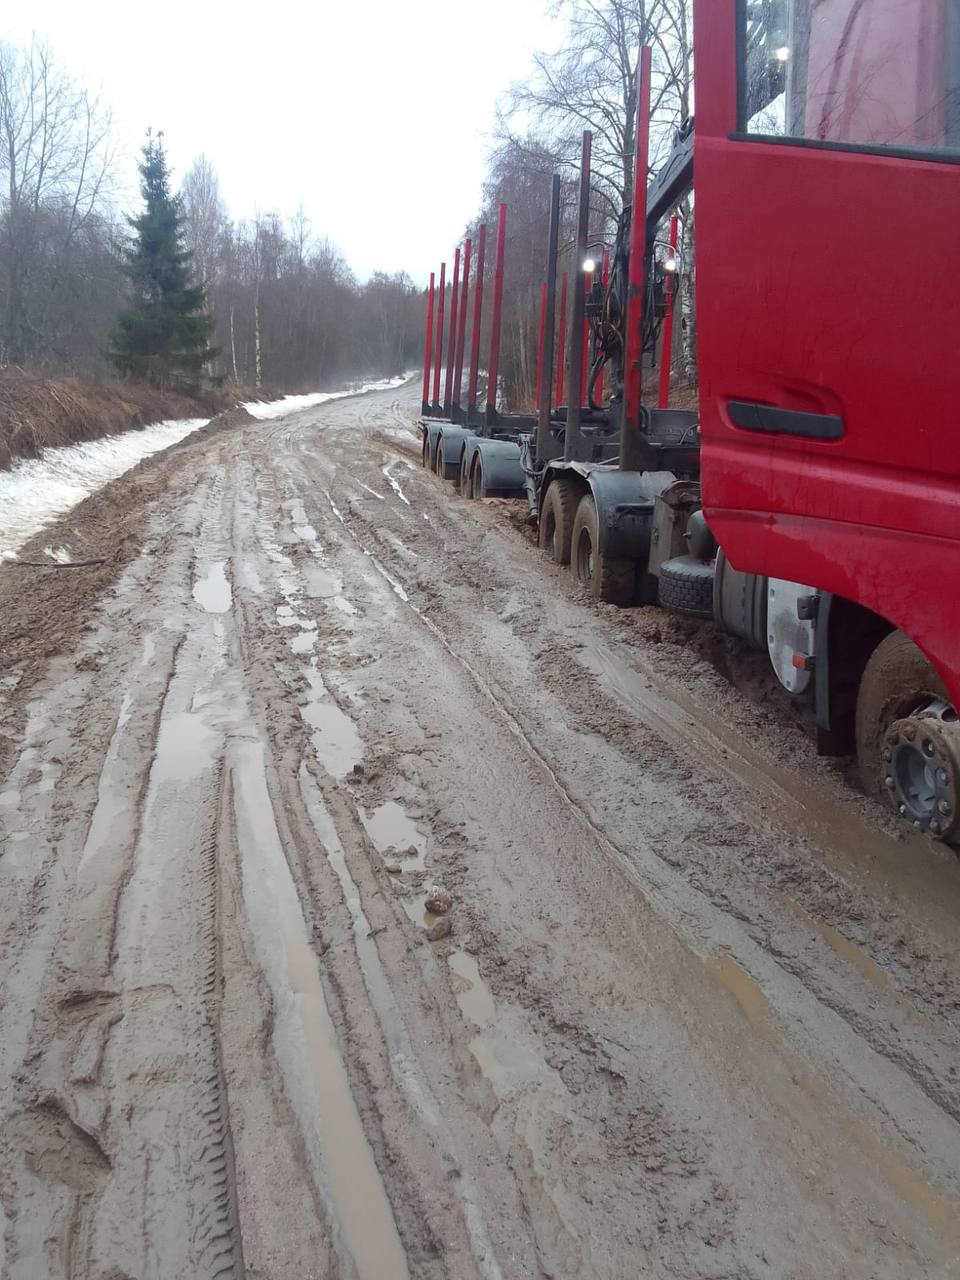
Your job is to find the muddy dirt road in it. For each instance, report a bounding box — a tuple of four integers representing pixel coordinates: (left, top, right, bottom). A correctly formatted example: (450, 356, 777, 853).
(2, 379, 959, 1279)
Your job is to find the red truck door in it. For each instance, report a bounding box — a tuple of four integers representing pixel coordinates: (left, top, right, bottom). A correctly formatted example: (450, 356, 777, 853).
(693, 0, 960, 702)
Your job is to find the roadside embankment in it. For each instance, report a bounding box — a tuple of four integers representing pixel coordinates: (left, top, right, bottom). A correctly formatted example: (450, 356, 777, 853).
(0, 369, 229, 470)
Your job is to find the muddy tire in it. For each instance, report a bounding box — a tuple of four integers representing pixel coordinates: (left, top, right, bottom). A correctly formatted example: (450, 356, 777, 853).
(855, 631, 950, 797)
(538, 478, 579, 565)
(471, 456, 487, 500)
(460, 448, 472, 495)
(570, 494, 636, 606)
(435, 439, 445, 477)
(658, 555, 714, 620)
(421, 431, 431, 468)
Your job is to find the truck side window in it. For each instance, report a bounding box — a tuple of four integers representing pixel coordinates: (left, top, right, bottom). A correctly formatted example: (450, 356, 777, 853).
(740, 0, 960, 153)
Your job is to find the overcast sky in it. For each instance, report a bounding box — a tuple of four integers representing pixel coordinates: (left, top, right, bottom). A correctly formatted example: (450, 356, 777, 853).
(7, 0, 561, 284)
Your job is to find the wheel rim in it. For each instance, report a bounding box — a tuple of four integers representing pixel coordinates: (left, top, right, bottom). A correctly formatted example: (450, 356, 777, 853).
(575, 527, 593, 583)
(884, 700, 960, 839)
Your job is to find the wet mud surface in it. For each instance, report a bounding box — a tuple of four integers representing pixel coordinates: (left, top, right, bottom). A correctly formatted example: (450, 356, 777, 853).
(1, 380, 959, 1278)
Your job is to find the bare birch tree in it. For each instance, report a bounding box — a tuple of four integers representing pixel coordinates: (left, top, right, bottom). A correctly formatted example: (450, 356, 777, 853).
(0, 39, 114, 366)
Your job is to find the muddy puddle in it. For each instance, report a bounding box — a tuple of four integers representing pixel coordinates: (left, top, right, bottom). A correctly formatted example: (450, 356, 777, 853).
(289, 625, 318, 655)
(449, 952, 495, 1028)
(152, 710, 221, 784)
(360, 800, 426, 871)
(300, 666, 363, 778)
(233, 742, 409, 1279)
(192, 560, 232, 613)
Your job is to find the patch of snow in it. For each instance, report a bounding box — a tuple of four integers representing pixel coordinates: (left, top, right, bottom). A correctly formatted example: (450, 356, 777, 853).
(382, 461, 410, 505)
(243, 373, 413, 421)
(0, 418, 209, 562)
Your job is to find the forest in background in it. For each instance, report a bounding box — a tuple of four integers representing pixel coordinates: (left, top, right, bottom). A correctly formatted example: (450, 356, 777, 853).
(0, 38, 424, 392)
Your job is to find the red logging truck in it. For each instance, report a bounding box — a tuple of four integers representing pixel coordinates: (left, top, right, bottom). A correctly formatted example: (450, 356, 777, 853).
(419, 0, 959, 846)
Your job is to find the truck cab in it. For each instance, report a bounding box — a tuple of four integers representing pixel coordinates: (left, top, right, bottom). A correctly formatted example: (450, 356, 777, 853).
(693, 0, 960, 838)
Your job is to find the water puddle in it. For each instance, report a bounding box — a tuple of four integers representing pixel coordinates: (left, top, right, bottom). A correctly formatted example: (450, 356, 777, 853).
(401, 892, 440, 931)
(449, 952, 495, 1028)
(300, 665, 363, 778)
(232, 742, 409, 1280)
(0, 417, 209, 561)
(360, 801, 426, 871)
(192, 561, 232, 614)
(151, 711, 221, 784)
(276, 604, 299, 627)
(779, 895, 891, 991)
(237, 560, 264, 595)
(289, 629, 317, 655)
(303, 565, 344, 600)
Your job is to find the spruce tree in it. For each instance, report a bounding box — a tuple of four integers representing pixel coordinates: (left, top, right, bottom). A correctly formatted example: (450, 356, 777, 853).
(112, 132, 216, 387)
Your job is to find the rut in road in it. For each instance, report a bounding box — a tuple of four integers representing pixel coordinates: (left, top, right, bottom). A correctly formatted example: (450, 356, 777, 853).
(1, 379, 960, 1279)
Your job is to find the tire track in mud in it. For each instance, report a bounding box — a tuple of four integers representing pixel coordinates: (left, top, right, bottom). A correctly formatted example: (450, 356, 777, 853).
(317, 437, 960, 1113)
(271, 401, 960, 1269)
(192, 769, 246, 1280)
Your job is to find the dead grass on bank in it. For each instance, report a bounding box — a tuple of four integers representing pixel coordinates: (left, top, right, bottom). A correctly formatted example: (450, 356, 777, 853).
(0, 369, 232, 470)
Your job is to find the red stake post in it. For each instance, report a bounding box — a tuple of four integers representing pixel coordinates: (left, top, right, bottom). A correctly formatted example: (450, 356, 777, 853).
(467, 224, 486, 414)
(443, 246, 461, 414)
(622, 45, 653, 469)
(453, 237, 471, 411)
(581, 268, 592, 406)
(535, 282, 547, 409)
(555, 273, 568, 406)
(421, 271, 435, 413)
(432, 260, 445, 408)
(485, 203, 508, 424)
(597, 250, 609, 404)
(658, 215, 679, 409)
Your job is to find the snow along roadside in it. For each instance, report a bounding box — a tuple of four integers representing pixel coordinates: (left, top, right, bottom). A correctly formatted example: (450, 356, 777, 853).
(0, 417, 209, 562)
(241, 373, 413, 421)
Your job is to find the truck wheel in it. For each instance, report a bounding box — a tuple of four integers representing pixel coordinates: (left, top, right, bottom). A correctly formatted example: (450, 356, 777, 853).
(570, 494, 636, 606)
(435, 438, 446, 477)
(538, 478, 578, 565)
(855, 632, 959, 841)
(460, 450, 475, 496)
(657, 555, 714, 619)
(421, 432, 431, 468)
(471, 456, 487, 499)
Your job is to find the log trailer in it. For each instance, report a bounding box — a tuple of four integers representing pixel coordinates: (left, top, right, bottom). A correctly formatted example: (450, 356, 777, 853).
(418, 0, 960, 846)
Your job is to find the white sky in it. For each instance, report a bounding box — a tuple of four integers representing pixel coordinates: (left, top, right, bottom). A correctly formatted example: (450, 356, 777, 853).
(6, 0, 561, 285)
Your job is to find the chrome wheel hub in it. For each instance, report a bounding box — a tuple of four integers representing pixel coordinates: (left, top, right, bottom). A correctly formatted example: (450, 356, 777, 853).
(885, 701, 960, 841)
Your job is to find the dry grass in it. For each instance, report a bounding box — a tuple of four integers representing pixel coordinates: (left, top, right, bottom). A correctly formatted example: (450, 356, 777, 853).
(0, 369, 231, 470)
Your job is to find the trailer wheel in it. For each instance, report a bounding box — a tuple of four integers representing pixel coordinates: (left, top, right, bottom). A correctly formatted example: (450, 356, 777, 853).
(421, 431, 430, 468)
(538, 478, 578, 565)
(435, 438, 446, 477)
(460, 450, 475, 496)
(657, 555, 714, 619)
(855, 632, 959, 841)
(471, 456, 487, 500)
(570, 494, 636, 606)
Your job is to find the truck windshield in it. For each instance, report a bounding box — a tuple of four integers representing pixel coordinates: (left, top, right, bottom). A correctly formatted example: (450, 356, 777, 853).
(740, 0, 960, 153)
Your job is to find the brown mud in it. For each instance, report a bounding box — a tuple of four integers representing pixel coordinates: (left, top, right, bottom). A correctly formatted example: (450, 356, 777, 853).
(1, 379, 959, 1279)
